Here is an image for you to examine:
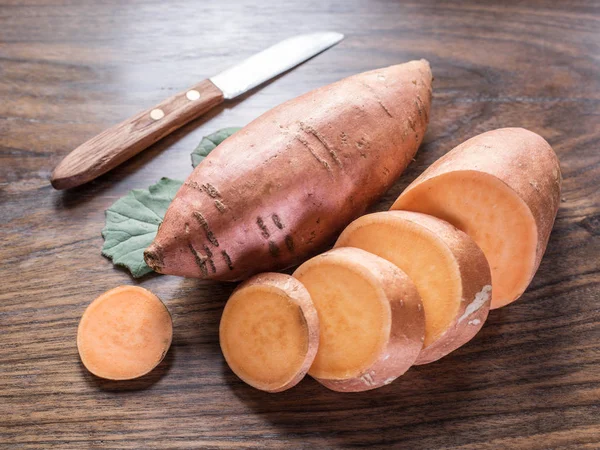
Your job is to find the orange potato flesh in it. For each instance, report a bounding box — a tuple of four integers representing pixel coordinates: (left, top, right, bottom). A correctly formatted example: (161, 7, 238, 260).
(336, 211, 491, 364)
(294, 247, 424, 391)
(337, 213, 460, 347)
(219, 273, 318, 393)
(393, 172, 535, 308)
(77, 286, 172, 380)
(391, 128, 561, 309)
(296, 264, 390, 380)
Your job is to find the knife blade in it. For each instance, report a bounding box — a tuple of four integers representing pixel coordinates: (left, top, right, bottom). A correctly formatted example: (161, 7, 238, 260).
(211, 32, 344, 99)
(51, 32, 344, 190)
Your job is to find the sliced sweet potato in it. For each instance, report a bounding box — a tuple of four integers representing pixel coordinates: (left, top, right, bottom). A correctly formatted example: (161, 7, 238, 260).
(293, 247, 424, 391)
(392, 128, 561, 309)
(336, 211, 492, 364)
(219, 273, 319, 393)
(77, 285, 173, 380)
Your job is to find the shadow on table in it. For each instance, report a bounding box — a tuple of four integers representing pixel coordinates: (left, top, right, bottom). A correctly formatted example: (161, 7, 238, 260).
(221, 350, 480, 447)
(81, 344, 175, 392)
(221, 316, 563, 448)
(222, 361, 453, 447)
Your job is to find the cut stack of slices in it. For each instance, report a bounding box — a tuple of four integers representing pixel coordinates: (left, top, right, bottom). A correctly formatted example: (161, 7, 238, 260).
(219, 128, 561, 392)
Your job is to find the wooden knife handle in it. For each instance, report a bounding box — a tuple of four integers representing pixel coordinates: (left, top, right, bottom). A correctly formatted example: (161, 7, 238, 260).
(51, 79, 224, 190)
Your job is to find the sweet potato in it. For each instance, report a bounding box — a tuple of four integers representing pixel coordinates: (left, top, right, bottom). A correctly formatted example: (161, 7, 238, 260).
(392, 128, 561, 309)
(293, 247, 424, 392)
(77, 286, 172, 380)
(145, 60, 433, 281)
(219, 273, 319, 392)
(336, 211, 492, 364)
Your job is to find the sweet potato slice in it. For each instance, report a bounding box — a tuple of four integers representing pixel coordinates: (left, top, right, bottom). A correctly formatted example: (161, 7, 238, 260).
(293, 247, 424, 391)
(392, 128, 561, 309)
(336, 211, 491, 364)
(77, 286, 173, 380)
(219, 273, 319, 393)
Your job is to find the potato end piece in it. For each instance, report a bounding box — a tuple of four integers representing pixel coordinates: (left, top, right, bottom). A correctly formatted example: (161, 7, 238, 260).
(219, 273, 318, 393)
(294, 247, 424, 392)
(336, 211, 491, 364)
(77, 285, 173, 380)
(393, 171, 535, 309)
(392, 128, 560, 309)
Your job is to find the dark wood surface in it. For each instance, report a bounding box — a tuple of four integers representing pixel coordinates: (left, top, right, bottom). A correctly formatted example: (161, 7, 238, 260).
(1, 0, 599, 448)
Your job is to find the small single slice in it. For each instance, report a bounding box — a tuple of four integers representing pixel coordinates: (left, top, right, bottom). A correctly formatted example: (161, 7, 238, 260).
(77, 285, 173, 380)
(219, 273, 319, 393)
(293, 247, 424, 392)
(336, 211, 492, 364)
(392, 128, 561, 309)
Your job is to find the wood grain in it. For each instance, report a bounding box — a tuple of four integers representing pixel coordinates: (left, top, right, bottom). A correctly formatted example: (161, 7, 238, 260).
(1, 0, 599, 448)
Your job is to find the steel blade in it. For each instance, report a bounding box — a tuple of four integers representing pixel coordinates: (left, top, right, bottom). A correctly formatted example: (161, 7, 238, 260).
(210, 32, 344, 100)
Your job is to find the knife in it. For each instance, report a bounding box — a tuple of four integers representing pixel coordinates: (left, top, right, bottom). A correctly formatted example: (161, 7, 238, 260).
(50, 32, 344, 190)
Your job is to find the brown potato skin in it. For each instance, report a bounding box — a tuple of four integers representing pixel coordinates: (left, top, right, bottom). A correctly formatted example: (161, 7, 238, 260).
(393, 213, 491, 364)
(145, 60, 433, 281)
(293, 247, 424, 392)
(392, 128, 561, 308)
(220, 273, 319, 393)
(335, 211, 492, 365)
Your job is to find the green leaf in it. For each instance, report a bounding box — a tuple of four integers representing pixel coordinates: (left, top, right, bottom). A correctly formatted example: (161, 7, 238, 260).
(101, 126, 242, 278)
(101, 177, 183, 278)
(191, 127, 241, 168)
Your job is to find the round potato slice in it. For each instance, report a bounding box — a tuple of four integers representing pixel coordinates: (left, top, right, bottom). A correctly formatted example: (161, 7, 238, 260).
(336, 211, 492, 364)
(293, 247, 424, 391)
(77, 285, 173, 380)
(219, 273, 319, 393)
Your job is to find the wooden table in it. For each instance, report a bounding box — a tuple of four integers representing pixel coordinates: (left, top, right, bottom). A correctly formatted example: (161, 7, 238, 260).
(2, 1, 599, 448)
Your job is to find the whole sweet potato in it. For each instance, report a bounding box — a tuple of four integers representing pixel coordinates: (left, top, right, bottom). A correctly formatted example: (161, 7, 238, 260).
(145, 60, 433, 281)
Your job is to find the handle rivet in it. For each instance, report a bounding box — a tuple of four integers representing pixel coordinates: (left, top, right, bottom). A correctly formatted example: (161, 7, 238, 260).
(186, 90, 201, 101)
(150, 109, 165, 120)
